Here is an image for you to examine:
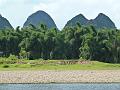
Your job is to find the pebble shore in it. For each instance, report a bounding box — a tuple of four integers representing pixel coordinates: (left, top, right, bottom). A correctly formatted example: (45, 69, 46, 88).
(0, 70, 120, 83)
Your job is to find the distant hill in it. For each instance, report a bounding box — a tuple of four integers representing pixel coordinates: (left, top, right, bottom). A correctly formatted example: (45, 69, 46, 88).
(65, 13, 116, 29)
(23, 10, 57, 29)
(0, 14, 13, 29)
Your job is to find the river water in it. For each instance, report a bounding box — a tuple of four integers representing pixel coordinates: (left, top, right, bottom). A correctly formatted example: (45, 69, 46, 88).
(0, 83, 120, 90)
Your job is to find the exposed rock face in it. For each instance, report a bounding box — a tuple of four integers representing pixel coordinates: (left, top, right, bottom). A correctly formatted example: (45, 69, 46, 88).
(0, 14, 13, 29)
(23, 10, 57, 29)
(65, 13, 116, 29)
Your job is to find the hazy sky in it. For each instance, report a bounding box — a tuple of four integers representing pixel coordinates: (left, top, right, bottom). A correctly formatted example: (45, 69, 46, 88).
(0, 0, 120, 29)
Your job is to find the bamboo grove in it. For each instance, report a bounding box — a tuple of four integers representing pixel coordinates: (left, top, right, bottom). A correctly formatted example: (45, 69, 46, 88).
(0, 23, 120, 63)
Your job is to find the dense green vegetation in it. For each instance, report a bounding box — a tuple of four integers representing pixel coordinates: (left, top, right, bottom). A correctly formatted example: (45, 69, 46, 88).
(0, 23, 120, 63)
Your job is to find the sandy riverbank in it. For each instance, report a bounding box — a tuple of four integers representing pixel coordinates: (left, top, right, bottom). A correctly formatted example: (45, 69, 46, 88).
(0, 70, 120, 83)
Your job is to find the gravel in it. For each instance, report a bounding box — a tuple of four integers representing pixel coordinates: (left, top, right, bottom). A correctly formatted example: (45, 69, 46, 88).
(0, 70, 120, 83)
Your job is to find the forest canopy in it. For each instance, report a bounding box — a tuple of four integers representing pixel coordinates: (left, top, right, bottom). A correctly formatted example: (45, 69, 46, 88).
(0, 23, 119, 63)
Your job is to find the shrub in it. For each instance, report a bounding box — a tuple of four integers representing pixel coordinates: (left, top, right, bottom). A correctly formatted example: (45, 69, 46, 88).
(8, 54, 18, 61)
(3, 65, 9, 68)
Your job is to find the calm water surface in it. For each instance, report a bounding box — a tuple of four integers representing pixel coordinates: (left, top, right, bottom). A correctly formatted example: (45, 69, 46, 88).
(0, 83, 120, 90)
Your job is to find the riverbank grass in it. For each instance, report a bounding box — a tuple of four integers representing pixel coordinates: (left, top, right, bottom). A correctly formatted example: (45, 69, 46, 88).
(0, 58, 120, 70)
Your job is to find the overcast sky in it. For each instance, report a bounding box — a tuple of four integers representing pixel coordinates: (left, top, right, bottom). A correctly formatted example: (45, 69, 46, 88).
(0, 0, 120, 29)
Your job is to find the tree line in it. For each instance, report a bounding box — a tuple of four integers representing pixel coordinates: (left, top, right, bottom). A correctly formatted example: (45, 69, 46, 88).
(0, 23, 120, 63)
